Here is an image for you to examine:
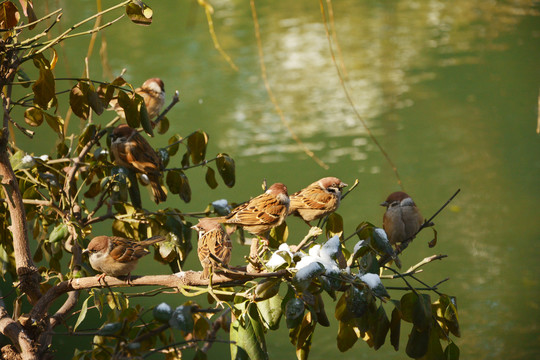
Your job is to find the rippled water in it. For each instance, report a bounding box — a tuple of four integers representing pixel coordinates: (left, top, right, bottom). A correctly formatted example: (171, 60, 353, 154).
(11, 0, 540, 358)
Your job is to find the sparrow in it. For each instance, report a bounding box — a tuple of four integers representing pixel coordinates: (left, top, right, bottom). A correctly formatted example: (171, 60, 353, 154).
(83, 235, 166, 280)
(112, 78, 165, 122)
(381, 191, 424, 246)
(192, 218, 233, 279)
(216, 183, 290, 237)
(110, 124, 167, 203)
(288, 177, 348, 226)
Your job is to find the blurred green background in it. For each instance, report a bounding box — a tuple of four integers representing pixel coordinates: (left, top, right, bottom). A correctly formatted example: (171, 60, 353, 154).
(8, 0, 540, 359)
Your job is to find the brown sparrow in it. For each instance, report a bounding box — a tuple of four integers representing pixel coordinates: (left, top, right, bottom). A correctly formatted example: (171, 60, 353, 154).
(217, 183, 290, 237)
(192, 218, 232, 279)
(381, 191, 424, 246)
(112, 78, 165, 122)
(288, 177, 348, 226)
(111, 124, 167, 203)
(83, 235, 166, 279)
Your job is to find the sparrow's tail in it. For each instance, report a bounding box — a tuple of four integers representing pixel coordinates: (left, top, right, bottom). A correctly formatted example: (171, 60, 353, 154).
(150, 177, 167, 204)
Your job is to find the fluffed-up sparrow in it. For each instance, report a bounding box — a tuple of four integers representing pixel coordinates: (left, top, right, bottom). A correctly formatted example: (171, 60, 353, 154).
(381, 191, 424, 246)
(111, 124, 167, 203)
(83, 235, 166, 279)
(289, 177, 348, 226)
(192, 218, 232, 279)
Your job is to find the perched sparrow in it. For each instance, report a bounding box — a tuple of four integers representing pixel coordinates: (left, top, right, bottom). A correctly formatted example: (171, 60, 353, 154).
(381, 191, 424, 246)
(83, 235, 166, 279)
(289, 177, 348, 226)
(217, 183, 290, 237)
(112, 78, 165, 122)
(192, 218, 232, 279)
(111, 124, 167, 203)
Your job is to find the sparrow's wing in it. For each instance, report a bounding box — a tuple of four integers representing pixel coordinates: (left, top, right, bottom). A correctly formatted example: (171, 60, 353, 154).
(291, 187, 334, 211)
(124, 133, 163, 174)
(109, 237, 150, 263)
(208, 229, 232, 266)
(226, 193, 286, 226)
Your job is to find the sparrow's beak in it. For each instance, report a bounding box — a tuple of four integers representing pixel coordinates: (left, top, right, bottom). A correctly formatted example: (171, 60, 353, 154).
(190, 225, 198, 231)
(341, 183, 348, 188)
(380, 201, 389, 207)
(82, 248, 89, 255)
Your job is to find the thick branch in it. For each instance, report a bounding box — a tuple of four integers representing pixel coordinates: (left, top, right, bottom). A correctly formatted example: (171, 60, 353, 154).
(0, 307, 37, 359)
(30, 270, 287, 322)
(1, 85, 41, 305)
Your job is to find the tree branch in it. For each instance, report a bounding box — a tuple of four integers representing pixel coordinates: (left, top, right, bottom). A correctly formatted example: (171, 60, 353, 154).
(0, 306, 37, 359)
(0, 78, 41, 305)
(30, 270, 287, 322)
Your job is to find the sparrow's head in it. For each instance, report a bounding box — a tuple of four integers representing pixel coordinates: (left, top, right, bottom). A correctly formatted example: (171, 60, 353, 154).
(381, 191, 413, 208)
(267, 183, 288, 196)
(111, 124, 136, 144)
(318, 177, 348, 194)
(83, 236, 110, 255)
(192, 218, 222, 233)
(141, 78, 165, 94)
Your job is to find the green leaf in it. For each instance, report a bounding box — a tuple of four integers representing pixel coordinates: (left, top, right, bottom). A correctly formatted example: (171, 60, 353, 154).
(188, 130, 208, 164)
(390, 307, 401, 351)
(371, 305, 390, 350)
(285, 298, 305, 329)
(167, 170, 191, 203)
(98, 322, 122, 336)
(87, 84, 104, 115)
(257, 292, 283, 330)
(425, 324, 445, 360)
(49, 224, 68, 243)
(443, 296, 460, 337)
(24, 107, 43, 127)
(406, 326, 430, 358)
(43, 111, 64, 137)
(168, 134, 182, 156)
(205, 167, 218, 189)
(73, 296, 90, 332)
(138, 94, 154, 136)
(337, 320, 358, 352)
(216, 153, 235, 187)
(325, 212, 343, 239)
(255, 278, 281, 301)
(444, 342, 460, 360)
(153, 302, 173, 323)
(345, 286, 369, 318)
(126, 0, 153, 26)
(268, 222, 288, 248)
(166, 170, 181, 195)
(10, 150, 34, 170)
(169, 305, 194, 332)
(70, 82, 90, 120)
(32, 53, 56, 110)
(118, 90, 140, 128)
(413, 294, 432, 331)
(156, 116, 169, 134)
(230, 304, 269, 360)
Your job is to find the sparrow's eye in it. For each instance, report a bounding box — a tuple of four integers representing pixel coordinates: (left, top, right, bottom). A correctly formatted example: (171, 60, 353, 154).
(389, 201, 400, 208)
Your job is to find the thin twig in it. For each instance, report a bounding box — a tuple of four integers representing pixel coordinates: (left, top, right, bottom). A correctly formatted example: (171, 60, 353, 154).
(153, 90, 180, 127)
